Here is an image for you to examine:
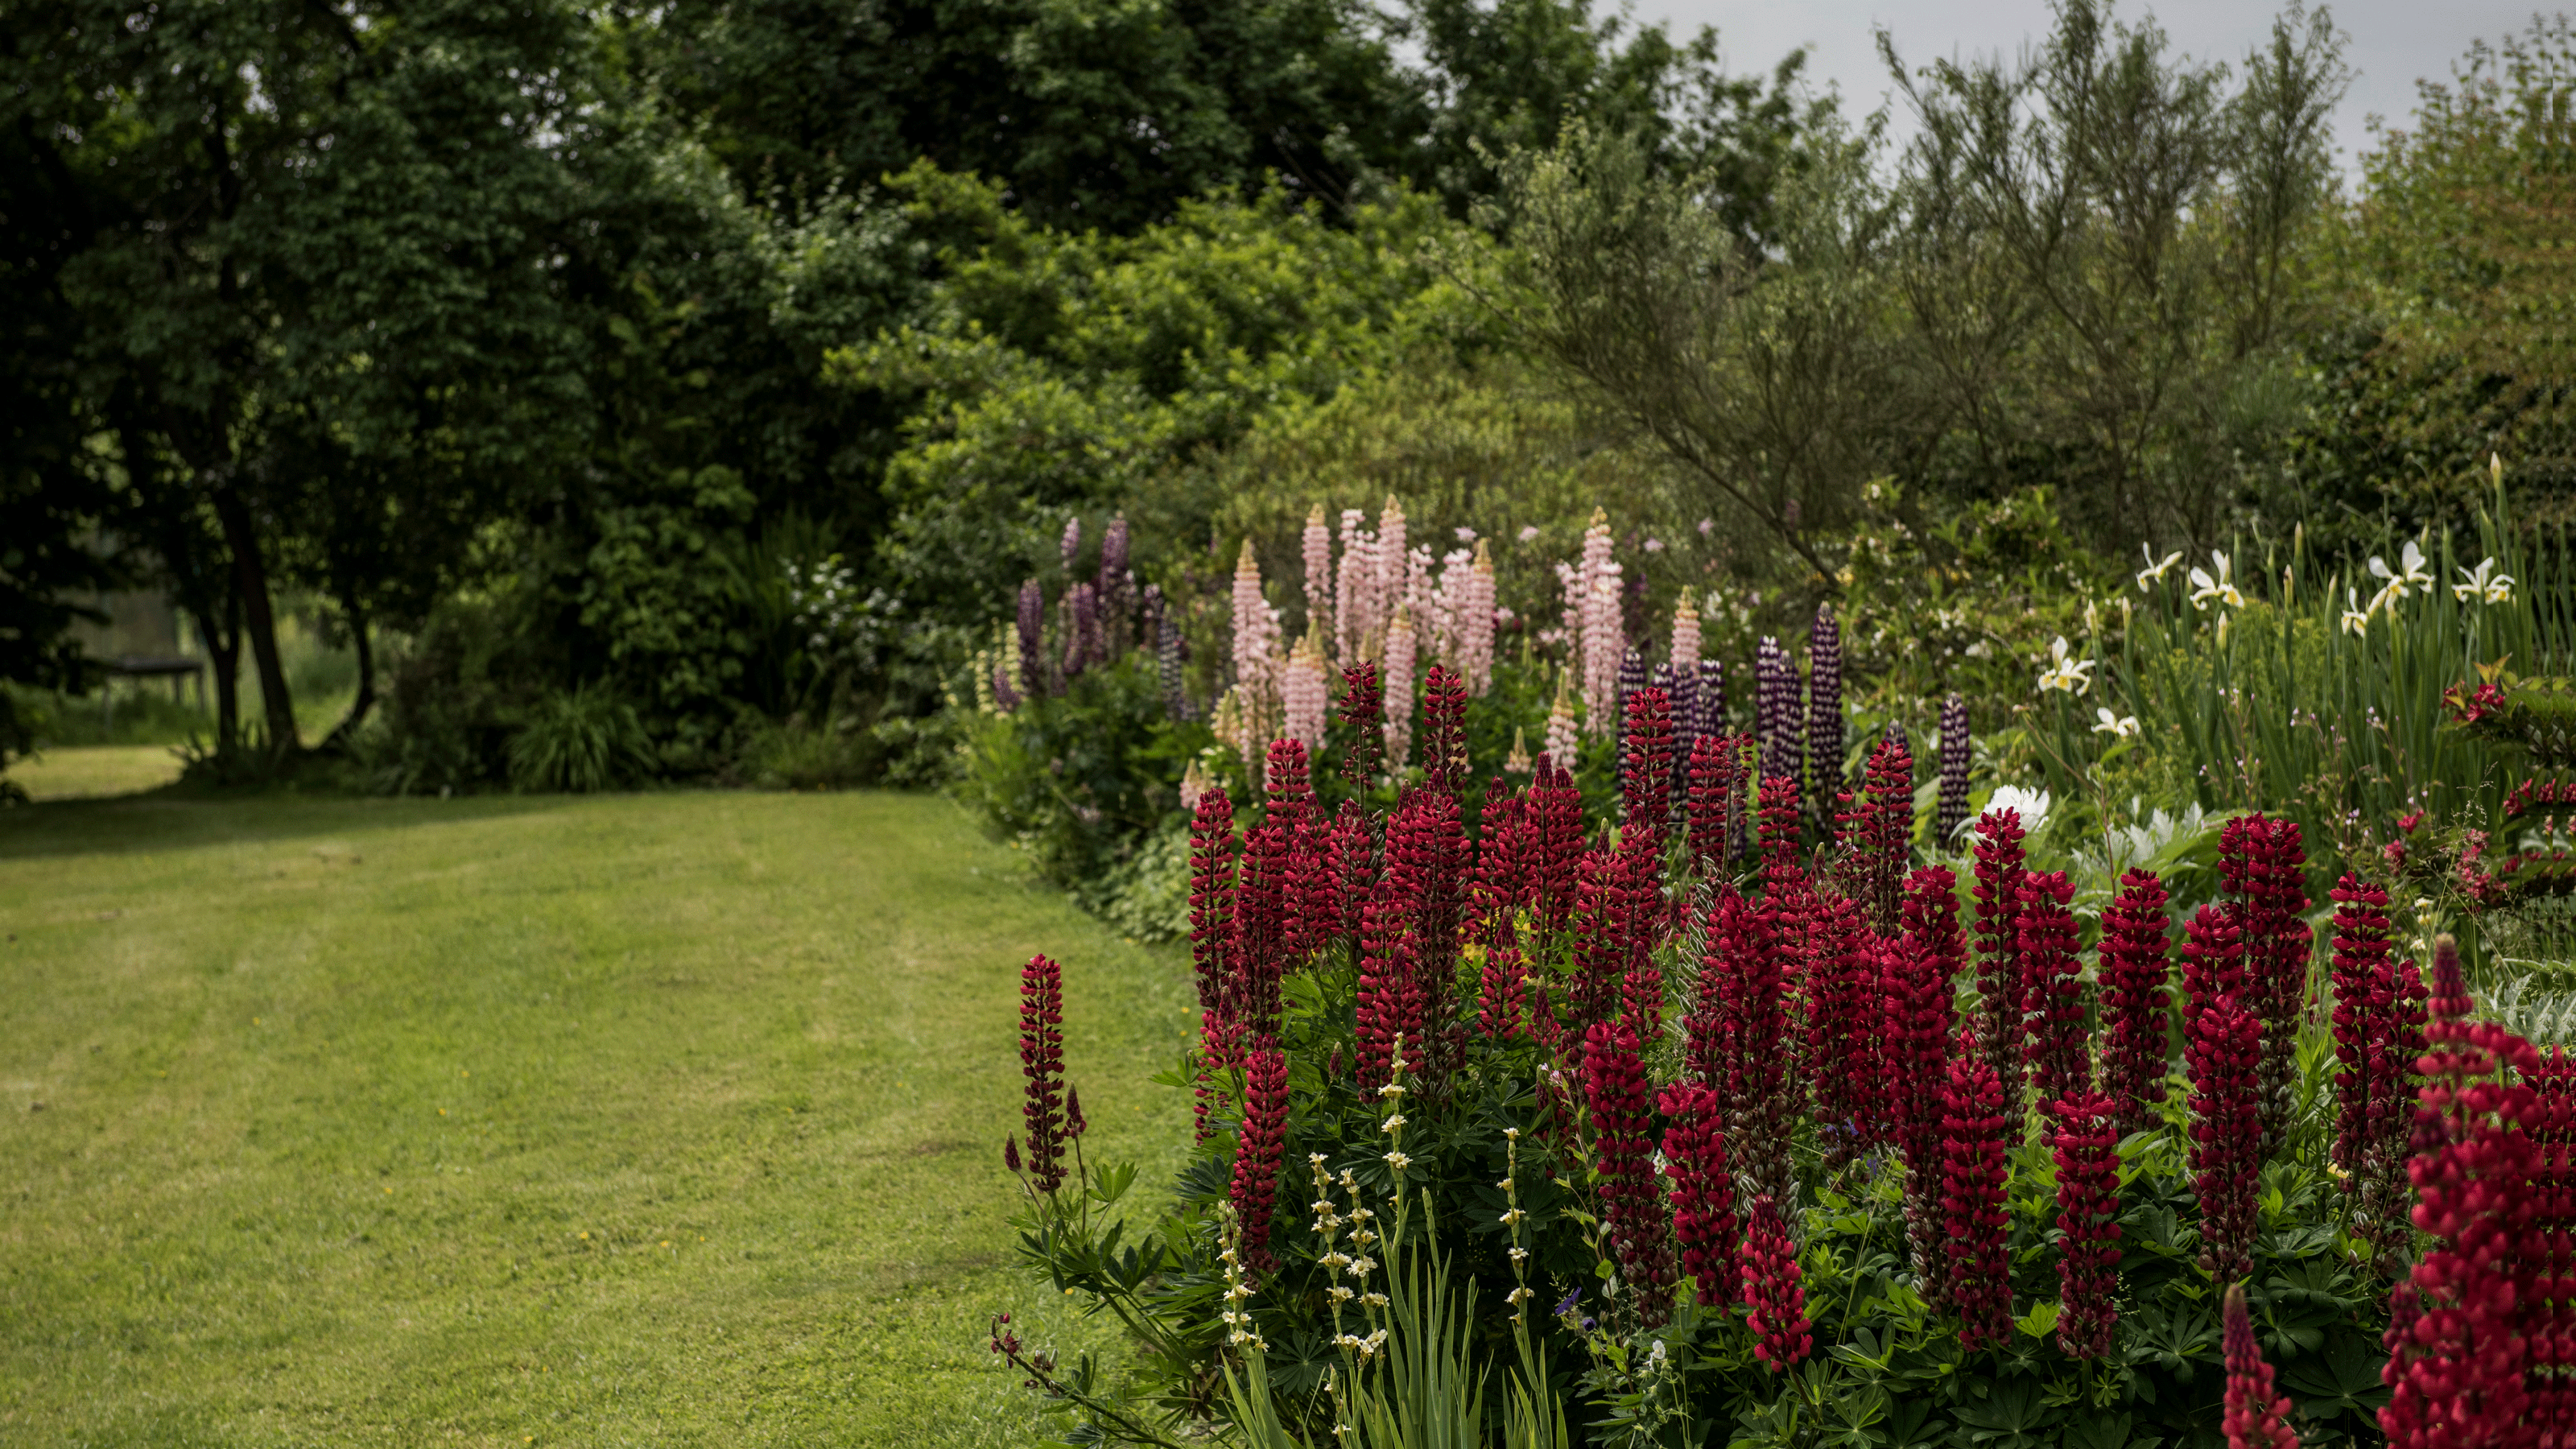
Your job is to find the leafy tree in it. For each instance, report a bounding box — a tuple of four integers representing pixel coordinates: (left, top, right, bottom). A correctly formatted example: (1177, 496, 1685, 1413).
(2297, 15, 2574, 530)
(1878, 0, 2351, 547)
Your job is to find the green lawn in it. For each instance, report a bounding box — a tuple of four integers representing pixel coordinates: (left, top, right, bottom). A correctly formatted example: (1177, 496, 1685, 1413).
(0, 789, 1195, 1446)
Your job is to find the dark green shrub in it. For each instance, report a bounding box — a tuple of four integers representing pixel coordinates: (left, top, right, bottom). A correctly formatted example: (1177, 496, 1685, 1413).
(507, 684, 654, 794)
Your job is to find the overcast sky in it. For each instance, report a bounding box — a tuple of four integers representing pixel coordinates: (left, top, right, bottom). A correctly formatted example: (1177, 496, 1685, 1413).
(1639, 0, 2553, 173)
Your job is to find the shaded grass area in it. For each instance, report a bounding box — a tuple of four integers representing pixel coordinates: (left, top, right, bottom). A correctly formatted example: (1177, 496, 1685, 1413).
(0, 791, 1195, 1446)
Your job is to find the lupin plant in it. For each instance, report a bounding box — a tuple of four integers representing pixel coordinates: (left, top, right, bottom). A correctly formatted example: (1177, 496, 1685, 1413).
(985, 648, 2472, 1449)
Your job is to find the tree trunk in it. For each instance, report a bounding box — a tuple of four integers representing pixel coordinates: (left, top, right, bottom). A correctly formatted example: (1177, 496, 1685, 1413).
(200, 594, 241, 757)
(211, 483, 299, 755)
(322, 592, 377, 751)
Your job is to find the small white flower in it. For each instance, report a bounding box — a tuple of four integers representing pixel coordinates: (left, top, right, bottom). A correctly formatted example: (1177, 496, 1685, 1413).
(1329, 1286, 1355, 1302)
(1381, 1114, 1406, 1133)
(2368, 540, 2434, 605)
(2340, 587, 2372, 637)
(2454, 556, 2515, 604)
(1377, 1082, 1406, 1099)
(2136, 543, 2183, 592)
(1509, 1246, 1529, 1263)
(1384, 1150, 1411, 1172)
(2186, 551, 2246, 611)
(1507, 1286, 1533, 1304)
(2035, 635, 2095, 696)
(1500, 1208, 1527, 1226)
(2091, 708, 2139, 738)
(1517, 525, 1541, 543)
(1455, 526, 1478, 542)
(1362, 1294, 1389, 1311)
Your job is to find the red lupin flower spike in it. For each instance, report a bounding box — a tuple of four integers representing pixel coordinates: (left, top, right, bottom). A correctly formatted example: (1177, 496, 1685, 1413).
(2098, 869, 2174, 1138)
(1188, 789, 1239, 1144)
(1621, 686, 1674, 844)
(1841, 734, 1914, 931)
(1614, 832, 1665, 1042)
(1969, 809, 2029, 1091)
(2221, 812, 2311, 1153)
(1940, 1052, 2013, 1349)
(1228, 1037, 1290, 1274)
(2180, 904, 2246, 1034)
(1570, 848, 1627, 1038)
(1355, 875, 1416, 1092)
(2050, 1091, 2122, 1360)
(1232, 824, 1291, 1038)
(1331, 798, 1373, 939)
(2520, 1045, 2576, 1443)
(1806, 891, 1876, 1164)
(1019, 953, 1071, 1194)
(2329, 873, 2414, 1253)
(2020, 869, 2088, 1111)
(1707, 885, 1795, 1210)
(1658, 1082, 1739, 1307)
(1884, 927, 1955, 1279)
(1422, 664, 1468, 796)
(1531, 758, 1585, 935)
(2188, 997, 2261, 1284)
(1338, 660, 1382, 783)
(2382, 933, 2540, 1449)
(2223, 1283, 2299, 1449)
(1583, 1021, 1674, 1326)
(1741, 1193, 1811, 1372)
(1686, 733, 1748, 877)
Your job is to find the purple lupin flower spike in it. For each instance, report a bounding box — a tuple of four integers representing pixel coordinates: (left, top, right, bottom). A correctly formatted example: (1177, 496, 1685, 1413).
(1653, 661, 1689, 822)
(1157, 609, 1191, 720)
(1098, 516, 1131, 650)
(1060, 516, 1083, 576)
(1696, 658, 1724, 739)
(1884, 718, 1909, 753)
(1755, 638, 1802, 790)
(1937, 692, 1971, 846)
(1806, 603, 1843, 811)
(1018, 580, 1045, 700)
(1062, 584, 1094, 681)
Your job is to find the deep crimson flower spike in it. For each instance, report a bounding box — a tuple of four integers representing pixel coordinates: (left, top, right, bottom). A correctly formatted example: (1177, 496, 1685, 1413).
(1658, 1081, 1739, 1307)
(2383, 933, 2540, 1449)
(1686, 733, 1751, 876)
(1530, 758, 1586, 935)
(1621, 686, 1674, 844)
(1019, 953, 1071, 1194)
(1570, 849, 1628, 1038)
(1422, 664, 1468, 797)
(1583, 1021, 1674, 1326)
(2099, 869, 2174, 1137)
(2188, 997, 2262, 1284)
(2020, 869, 2089, 1111)
(1807, 891, 1876, 1163)
(1884, 923, 1956, 1279)
(2223, 1283, 2300, 1449)
(1338, 660, 1383, 783)
(1706, 883, 1795, 1210)
(1355, 873, 1416, 1092)
(1232, 824, 1292, 1037)
(2222, 812, 2311, 1153)
(1839, 734, 1914, 931)
(1969, 809, 2029, 1090)
(2330, 872, 2425, 1270)
(1613, 834, 1666, 1042)
(2181, 904, 2247, 1032)
(1331, 798, 1373, 939)
(1741, 1192, 1811, 1372)
(1939, 1054, 2013, 1349)
(1187, 789, 1238, 1143)
(2050, 1092, 2122, 1360)
(1228, 1038, 1290, 1275)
